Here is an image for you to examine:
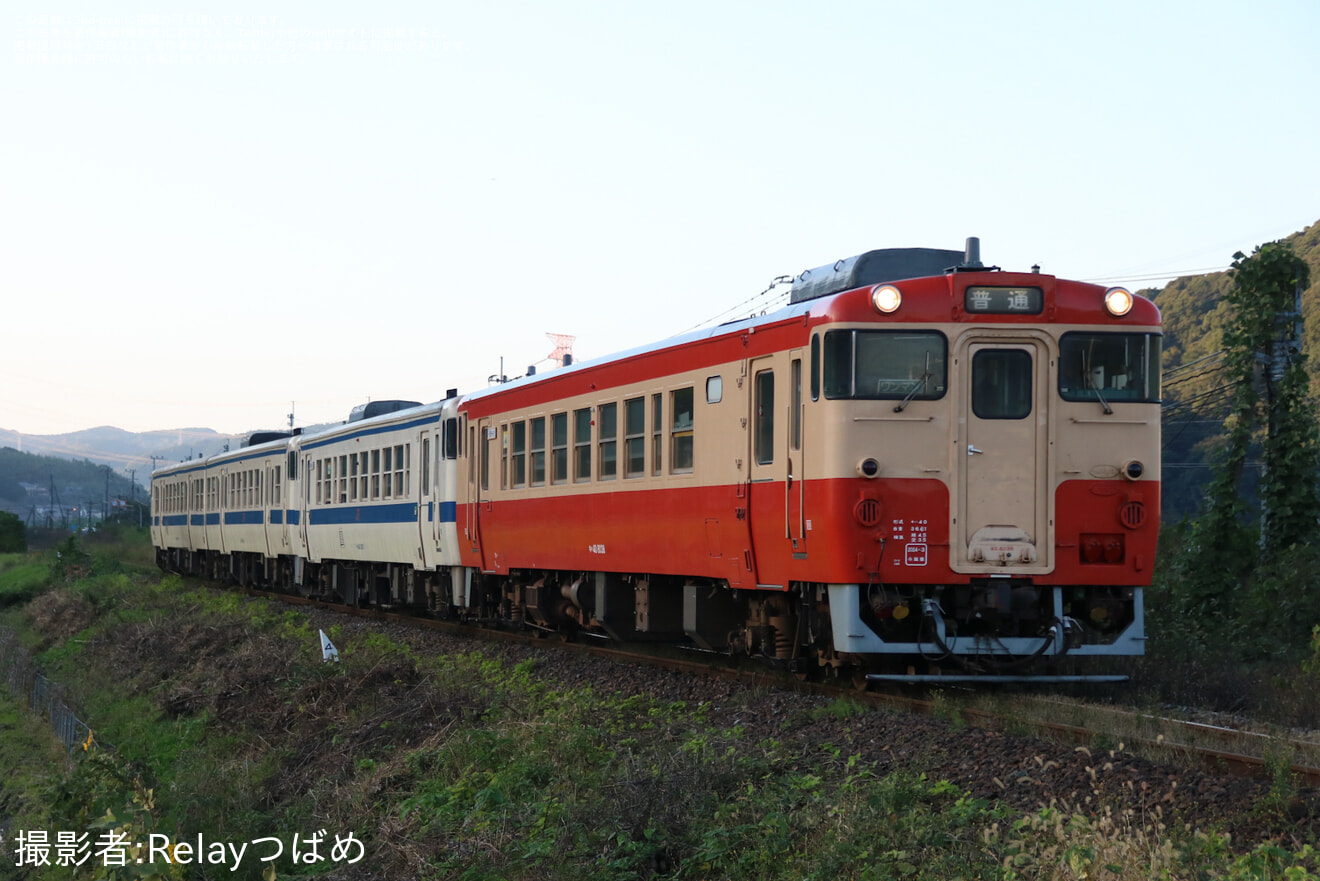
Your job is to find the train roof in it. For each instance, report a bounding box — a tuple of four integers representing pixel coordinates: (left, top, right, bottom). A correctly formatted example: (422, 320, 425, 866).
(789, 247, 967, 304)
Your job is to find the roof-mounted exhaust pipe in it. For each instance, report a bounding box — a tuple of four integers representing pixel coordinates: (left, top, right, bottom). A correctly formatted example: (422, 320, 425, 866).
(963, 236, 983, 269)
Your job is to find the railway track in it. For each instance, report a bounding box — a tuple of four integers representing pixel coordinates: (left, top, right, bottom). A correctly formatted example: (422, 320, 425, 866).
(237, 585, 1320, 790)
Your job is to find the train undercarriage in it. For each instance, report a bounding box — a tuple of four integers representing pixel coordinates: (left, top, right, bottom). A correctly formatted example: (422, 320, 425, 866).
(156, 547, 1141, 683)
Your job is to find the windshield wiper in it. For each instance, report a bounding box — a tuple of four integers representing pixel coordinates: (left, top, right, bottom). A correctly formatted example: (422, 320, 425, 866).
(894, 352, 933, 413)
(1082, 353, 1113, 415)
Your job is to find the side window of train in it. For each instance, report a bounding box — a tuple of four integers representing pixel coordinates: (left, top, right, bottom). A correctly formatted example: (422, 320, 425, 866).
(651, 394, 663, 475)
(972, 349, 1032, 419)
(397, 444, 408, 497)
(573, 408, 592, 482)
(552, 413, 569, 483)
(671, 387, 694, 473)
(625, 397, 645, 478)
(511, 422, 527, 488)
(598, 403, 618, 480)
(530, 417, 547, 486)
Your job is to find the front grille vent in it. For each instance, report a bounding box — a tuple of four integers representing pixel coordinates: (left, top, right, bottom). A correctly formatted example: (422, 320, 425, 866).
(855, 498, 882, 527)
(1119, 501, 1146, 530)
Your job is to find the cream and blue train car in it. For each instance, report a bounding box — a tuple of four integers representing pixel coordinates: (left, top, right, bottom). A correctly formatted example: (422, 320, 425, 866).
(152, 433, 294, 582)
(292, 395, 463, 608)
(151, 458, 206, 571)
(209, 435, 292, 586)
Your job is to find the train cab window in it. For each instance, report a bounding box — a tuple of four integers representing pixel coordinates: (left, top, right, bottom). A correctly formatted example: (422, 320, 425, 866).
(972, 349, 1032, 420)
(511, 422, 527, 488)
(551, 413, 569, 483)
(443, 418, 458, 460)
(530, 418, 546, 486)
(671, 387, 694, 473)
(754, 370, 775, 465)
(599, 403, 618, 480)
(1059, 332, 1162, 404)
(811, 334, 821, 401)
(573, 408, 591, 482)
(823, 330, 947, 401)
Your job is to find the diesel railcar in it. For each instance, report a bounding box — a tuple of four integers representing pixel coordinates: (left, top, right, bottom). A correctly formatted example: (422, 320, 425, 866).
(153, 240, 1160, 682)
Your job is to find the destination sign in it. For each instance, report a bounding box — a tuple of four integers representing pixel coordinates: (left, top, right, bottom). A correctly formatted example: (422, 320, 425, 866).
(964, 286, 1043, 315)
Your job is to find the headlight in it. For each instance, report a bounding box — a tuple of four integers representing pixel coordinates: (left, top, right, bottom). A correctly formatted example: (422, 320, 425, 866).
(872, 285, 901, 314)
(1104, 287, 1134, 317)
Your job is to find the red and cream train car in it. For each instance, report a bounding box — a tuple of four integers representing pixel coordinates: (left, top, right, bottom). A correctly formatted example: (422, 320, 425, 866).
(451, 241, 1160, 680)
(152, 240, 1159, 681)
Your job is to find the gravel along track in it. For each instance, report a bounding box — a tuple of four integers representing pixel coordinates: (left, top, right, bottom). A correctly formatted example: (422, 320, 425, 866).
(296, 603, 1320, 845)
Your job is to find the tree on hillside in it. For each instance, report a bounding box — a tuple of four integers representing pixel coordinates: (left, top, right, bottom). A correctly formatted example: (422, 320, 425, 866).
(0, 510, 25, 553)
(1170, 241, 1319, 650)
(1224, 242, 1318, 555)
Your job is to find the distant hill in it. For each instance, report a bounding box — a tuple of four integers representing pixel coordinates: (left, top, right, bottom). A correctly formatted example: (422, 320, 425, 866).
(0, 446, 148, 523)
(0, 426, 243, 484)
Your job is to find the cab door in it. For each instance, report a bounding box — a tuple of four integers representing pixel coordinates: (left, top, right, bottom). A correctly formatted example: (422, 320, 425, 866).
(466, 417, 492, 570)
(418, 428, 435, 567)
(748, 351, 805, 586)
(953, 333, 1052, 572)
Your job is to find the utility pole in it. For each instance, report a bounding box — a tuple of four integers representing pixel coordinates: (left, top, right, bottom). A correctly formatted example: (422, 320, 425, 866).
(1258, 277, 1305, 550)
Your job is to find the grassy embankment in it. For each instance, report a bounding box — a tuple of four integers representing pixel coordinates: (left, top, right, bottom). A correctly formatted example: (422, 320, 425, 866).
(0, 532, 1316, 880)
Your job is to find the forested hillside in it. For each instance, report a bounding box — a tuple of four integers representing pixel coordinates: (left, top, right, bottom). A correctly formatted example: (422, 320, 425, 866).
(1151, 219, 1320, 520)
(0, 447, 143, 522)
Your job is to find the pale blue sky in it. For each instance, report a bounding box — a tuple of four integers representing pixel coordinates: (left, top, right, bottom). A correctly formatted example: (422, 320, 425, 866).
(3, 0, 1317, 437)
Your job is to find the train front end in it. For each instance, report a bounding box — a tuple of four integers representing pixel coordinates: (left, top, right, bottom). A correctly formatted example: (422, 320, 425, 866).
(796, 242, 1161, 681)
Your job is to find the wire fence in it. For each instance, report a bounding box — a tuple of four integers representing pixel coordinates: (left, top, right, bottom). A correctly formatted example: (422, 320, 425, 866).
(0, 626, 101, 758)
